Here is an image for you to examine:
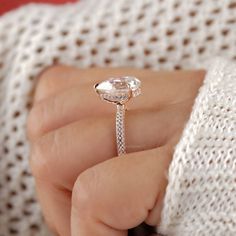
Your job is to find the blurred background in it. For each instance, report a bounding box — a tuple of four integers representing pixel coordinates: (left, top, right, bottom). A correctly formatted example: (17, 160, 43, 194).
(0, 0, 76, 15)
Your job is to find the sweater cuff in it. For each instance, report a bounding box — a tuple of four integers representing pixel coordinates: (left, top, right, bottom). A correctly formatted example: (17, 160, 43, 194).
(158, 57, 236, 236)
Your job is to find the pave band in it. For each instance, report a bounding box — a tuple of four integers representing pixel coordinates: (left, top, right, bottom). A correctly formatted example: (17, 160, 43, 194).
(116, 104, 126, 156)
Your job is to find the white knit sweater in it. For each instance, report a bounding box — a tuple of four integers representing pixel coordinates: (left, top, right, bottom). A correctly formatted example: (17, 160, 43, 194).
(0, 0, 235, 235)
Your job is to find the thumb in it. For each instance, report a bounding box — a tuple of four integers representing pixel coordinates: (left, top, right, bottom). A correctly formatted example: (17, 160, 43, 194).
(71, 146, 172, 236)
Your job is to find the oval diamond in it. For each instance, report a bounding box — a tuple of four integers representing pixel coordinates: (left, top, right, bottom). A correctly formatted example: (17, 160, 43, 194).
(95, 76, 141, 104)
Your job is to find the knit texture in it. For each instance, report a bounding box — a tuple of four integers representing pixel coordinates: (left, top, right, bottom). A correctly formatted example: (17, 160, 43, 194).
(159, 58, 236, 236)
(0, 0, 235, 235)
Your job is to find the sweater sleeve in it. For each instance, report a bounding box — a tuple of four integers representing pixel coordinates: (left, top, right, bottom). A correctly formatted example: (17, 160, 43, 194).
(159, 58, 236, 236)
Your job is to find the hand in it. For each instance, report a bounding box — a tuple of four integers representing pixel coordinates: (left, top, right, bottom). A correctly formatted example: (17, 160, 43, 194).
(27, 66, 205, 235)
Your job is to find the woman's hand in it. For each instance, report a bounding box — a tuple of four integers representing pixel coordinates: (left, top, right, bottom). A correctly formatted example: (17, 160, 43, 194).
(27, 66, 205, 235)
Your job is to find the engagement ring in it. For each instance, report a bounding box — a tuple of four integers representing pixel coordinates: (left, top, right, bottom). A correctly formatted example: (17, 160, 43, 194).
(94, 76, 141, 156)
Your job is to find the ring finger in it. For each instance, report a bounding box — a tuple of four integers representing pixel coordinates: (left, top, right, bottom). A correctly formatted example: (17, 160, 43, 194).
(30, 106, 182, 189)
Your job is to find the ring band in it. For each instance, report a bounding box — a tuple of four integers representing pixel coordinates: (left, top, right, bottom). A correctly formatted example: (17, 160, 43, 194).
(94, 76, 141, 156)
(116, 104, 126, 155)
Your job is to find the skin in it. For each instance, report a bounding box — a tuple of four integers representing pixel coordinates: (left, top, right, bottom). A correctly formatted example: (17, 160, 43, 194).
(27, 66, 205, 236)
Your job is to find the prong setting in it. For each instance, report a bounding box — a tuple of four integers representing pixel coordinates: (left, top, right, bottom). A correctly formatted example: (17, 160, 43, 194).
(94, 76, 141, 104)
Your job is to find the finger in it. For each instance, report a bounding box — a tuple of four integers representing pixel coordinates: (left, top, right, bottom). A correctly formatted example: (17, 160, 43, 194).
(34, 66, 158, 102)
(35, 65, 81, 103)
(28, 83, 114, 140)
(35, 66, 151, 103)
(71, 146, 172, 236)
(34, 65, 205, 106)
(30, 102, 189, 235)
(30, 107, 179, 235)
(28, 69, 202, 140)
(30, 105, 187, 190)
(34, 180, 72, 236)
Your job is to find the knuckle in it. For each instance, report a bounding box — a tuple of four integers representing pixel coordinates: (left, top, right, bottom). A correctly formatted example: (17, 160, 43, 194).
(29, 137, 51, 181)
(72, 168, 98, 215)
(144, 196, 163, 227)
(37, 65, 65, 88)
(27, 104, 44, 140)
(27, 96, 57, 140)
(35, 65, 71, 101)
(144, 210, 159, 226)
(30, 130, 64, 185)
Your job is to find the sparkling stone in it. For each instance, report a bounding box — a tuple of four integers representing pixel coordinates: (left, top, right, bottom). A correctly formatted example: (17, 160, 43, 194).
(95, 76, 141, 104)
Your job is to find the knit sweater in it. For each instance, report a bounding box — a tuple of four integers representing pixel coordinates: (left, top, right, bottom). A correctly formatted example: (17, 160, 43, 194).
(0, 0, 235, 235)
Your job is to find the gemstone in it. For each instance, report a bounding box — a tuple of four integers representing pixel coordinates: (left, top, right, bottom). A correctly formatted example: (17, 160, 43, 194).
(95, 76, 141, 104)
